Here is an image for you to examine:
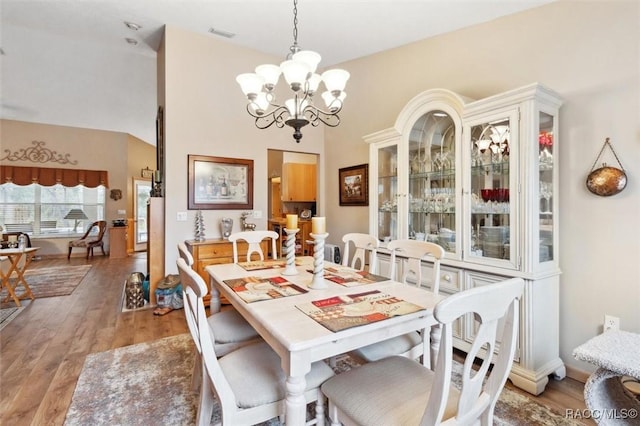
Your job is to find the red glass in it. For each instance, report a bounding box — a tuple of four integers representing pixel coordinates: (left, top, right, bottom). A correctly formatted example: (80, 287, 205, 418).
(481, 189, 492, 202)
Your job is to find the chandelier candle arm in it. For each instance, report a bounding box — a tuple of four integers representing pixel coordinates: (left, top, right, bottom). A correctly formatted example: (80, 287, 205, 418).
(282, 227, 300, 276)
(236, 0, 349, 143)
(308, 232, 329, 289)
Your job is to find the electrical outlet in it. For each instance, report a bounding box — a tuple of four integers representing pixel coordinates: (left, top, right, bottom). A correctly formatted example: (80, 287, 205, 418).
(604, 315, 620, 332)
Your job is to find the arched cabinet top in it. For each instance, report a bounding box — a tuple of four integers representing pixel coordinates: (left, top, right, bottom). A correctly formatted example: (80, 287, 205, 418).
(393, 88, 472, 136)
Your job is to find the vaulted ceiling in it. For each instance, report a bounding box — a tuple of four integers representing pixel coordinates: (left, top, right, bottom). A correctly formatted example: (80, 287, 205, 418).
(0, 0, 555, 144)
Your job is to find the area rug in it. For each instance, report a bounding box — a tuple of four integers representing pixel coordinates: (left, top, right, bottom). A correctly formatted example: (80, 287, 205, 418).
(0, 306, 25, 331)
(0, 265, 91, 306)
(65, 334, 584, 426)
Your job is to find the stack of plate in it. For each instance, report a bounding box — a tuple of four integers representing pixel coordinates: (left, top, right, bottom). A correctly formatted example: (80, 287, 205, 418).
(480, 226, 509, 259)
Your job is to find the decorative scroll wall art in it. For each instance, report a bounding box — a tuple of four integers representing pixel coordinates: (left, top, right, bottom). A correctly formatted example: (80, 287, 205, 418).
(1, 140, 78, 165)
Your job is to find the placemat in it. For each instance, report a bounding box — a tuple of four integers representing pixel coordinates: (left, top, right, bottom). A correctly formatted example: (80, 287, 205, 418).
(223, 275, 308, 303)
(296, 290, 424, 332)
(237, 259, 286, 271)
(307, 266, 389, 287)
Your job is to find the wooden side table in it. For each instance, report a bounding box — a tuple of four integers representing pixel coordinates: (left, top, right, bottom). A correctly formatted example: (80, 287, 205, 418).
(109, 226, 128, 258)
(573, 330, 640, 425)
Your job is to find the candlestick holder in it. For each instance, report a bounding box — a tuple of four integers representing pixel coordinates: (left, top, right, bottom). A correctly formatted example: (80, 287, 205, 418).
(281, 227, 299, 276)
(308, 232, 329, 289)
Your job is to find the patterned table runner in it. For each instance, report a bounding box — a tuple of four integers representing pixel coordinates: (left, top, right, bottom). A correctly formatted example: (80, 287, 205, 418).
(296, 290, 424, 332)
(223, 275, 308, 303)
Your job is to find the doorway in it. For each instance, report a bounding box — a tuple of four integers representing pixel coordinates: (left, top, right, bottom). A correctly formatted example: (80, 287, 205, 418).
(133, 178, 152, 251)
(267, 149, 319, 220)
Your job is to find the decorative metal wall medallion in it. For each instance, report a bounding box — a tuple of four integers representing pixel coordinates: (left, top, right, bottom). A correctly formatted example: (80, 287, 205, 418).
(1, 140, 78, 164)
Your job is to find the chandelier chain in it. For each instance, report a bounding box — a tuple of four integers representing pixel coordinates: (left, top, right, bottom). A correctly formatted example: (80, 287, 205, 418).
(289, 0, 300, 56)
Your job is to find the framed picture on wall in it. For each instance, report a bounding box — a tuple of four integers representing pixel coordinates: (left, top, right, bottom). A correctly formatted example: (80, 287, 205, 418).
(188, 155, 254, 210)
(339, 164, 368, 206)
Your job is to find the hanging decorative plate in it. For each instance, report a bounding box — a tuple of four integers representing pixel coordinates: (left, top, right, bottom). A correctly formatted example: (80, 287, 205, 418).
(586, 138, 627, 197)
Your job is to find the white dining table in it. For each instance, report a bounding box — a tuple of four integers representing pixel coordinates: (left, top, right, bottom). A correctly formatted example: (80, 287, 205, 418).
(206, 260, 443, 426)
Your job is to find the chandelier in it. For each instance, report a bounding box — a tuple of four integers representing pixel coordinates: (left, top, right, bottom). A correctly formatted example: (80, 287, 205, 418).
(236, 0, 350, 143)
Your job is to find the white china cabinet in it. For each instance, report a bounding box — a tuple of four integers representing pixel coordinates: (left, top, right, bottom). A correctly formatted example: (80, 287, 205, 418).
(364, 83, 563, 395)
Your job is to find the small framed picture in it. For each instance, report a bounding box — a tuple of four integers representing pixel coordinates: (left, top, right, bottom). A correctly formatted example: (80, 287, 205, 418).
(339, 164, 368, 206)
(141, 167, 154, 178)
(188, 155, 253, 210)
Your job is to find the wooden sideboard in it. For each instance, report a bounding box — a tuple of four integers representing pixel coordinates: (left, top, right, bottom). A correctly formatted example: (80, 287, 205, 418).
(185, 238, 268, 305)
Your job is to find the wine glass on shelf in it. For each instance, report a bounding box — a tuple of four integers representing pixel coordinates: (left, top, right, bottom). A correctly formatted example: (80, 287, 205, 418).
(540, 182, 552, 213)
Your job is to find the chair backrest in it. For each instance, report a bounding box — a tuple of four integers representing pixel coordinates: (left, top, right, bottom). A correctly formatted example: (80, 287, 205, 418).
(341, 233, 379, 273)
(176, 257, 208, 357)
(387, 239, 445, 293)
(177, 242, 194, 266)
(82, 220, 107, 241)
(176, 257, 243, 417)
(228, 230, 278, 263)
(422, 277, 524, 425)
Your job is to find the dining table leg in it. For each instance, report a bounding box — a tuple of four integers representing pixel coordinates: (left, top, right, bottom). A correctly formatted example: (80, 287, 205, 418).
(282, 353, 312, 426)
(284, 374, 308, 425)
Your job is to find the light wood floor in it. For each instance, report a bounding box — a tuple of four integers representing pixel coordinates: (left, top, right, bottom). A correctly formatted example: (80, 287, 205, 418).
(0, 253, 594, 425)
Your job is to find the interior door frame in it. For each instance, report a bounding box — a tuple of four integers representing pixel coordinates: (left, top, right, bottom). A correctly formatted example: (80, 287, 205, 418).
(133, 177, 152, 252)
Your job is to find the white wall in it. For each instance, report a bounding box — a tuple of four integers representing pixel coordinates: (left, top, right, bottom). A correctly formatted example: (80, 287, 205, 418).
(323, 0, 639, 376)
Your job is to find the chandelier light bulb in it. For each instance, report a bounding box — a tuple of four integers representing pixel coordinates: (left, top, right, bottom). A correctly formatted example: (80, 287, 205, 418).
(322, 91, 346, 112)
(280, 59, 310, 90)
(321, 69, 350, 93)
(255, 64, 281, 90)
(236, 73, 264, 96)
(292, 50, 321, 73)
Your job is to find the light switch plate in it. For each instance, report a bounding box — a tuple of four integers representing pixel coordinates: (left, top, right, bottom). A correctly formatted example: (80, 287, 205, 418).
(117, 209, 126, 215)
(253, 210, 262, 219)
(176, 211, 188, 221)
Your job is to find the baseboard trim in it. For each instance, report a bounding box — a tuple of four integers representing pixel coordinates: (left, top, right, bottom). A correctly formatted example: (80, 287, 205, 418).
(566, 364, 591, 384)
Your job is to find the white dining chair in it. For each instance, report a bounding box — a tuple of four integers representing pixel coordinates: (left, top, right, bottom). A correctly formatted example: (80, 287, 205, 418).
(177, 241, 194, 266)
(176, 254, 261, 390)
(341, 232, 379, 273)
(177, 257, 335, 426)
(322, 277, 524, 426)
(228, 230, 279, 264)
(352, 239, 445, 366)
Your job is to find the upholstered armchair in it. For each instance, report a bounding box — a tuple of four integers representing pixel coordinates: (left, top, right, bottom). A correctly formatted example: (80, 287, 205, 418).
(68, 220, 107, 259)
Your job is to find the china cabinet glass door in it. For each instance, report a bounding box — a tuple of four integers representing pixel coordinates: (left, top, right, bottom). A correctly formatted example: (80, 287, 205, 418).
(377, 143, 398, 241)
(408, 111, 457, 253)
(538, 111, 554, 262)
(466, 109, 518, 268)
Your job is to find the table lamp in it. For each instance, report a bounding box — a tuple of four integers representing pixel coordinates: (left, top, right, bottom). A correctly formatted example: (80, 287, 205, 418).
(64, 208, 88, 232)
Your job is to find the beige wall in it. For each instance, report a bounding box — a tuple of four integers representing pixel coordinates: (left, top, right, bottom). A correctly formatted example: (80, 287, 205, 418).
(323, 0, 639, 376)
(0, 119, 155, 256)
(161, 26, 325, 274)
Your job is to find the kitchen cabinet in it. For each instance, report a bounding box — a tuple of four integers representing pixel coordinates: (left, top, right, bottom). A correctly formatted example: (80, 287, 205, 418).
(185, 238, 268, 306)
(281, 163, 316, 201)
(364, 83, 563, 395)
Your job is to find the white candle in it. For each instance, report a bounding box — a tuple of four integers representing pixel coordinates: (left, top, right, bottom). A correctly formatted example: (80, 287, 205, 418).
(286, 214, 298, 230)
(311, 216, 326, 234)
